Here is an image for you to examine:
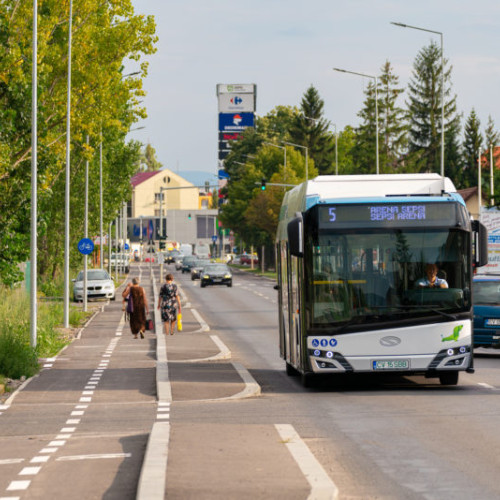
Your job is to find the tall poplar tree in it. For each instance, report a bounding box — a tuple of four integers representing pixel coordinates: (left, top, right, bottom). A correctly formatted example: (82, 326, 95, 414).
(462, 109, 482, 188)
(406, 41, 460, 177)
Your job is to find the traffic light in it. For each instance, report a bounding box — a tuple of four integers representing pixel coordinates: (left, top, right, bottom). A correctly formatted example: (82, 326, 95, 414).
(261, 179, 267, 191)
(188, 213, 192, 220)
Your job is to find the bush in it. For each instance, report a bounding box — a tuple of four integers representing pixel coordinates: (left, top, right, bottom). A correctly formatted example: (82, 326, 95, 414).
(0, 330, 39, 379)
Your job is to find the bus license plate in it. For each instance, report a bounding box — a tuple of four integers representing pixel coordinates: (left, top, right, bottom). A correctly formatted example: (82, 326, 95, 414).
(486, 319, 500, 326)
(373, 359, 410, 370)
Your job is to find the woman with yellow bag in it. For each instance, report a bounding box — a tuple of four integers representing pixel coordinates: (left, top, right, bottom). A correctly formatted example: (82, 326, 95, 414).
(158, 273, 182, 335)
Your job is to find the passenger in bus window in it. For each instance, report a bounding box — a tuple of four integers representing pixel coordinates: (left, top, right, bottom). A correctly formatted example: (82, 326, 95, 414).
(416, 263, 449, 289)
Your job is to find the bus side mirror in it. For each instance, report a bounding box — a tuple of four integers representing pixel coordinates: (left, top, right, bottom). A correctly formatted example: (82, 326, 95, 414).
(288, 216, 303, 257)
(472, 220, 488, 268)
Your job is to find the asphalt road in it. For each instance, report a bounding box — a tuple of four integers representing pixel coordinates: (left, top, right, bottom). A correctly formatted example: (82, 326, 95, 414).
(168, 264, 500, 500)
(2, 263, 500, 499)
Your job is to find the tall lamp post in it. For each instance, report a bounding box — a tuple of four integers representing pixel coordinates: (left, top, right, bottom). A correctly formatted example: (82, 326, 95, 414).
(391, 22, 445, 177)
(63, 0, 73, 328)
(333, 67, 379, 174)
(281, 141, 308, 182)
(30, 0, 38, 347)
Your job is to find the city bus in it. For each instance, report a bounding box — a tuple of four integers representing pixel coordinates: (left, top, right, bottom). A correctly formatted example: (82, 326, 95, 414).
(275, 174, 488, 387)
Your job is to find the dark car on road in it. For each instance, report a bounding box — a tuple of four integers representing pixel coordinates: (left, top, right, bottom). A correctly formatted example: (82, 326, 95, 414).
(181, 256, 197, 274)
(166, 249, 182, 264)
(473, 274, 500, 348)
(200, 263, 232, 288)
(191, 259, 210, 280)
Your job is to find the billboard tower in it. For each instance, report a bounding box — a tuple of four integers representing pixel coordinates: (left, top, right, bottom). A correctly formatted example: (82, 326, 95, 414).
(216, 84, 256, 173)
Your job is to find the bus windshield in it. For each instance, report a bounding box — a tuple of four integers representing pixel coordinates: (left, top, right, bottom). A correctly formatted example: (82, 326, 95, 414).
(305, 227, 471, 331)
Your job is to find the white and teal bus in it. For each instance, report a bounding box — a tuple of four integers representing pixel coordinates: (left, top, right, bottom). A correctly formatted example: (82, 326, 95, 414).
(276, 174, 488, 387)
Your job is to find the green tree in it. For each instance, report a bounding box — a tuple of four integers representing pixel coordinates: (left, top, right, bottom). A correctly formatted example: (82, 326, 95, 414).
(289, 86, 335, 174)
(461, 109, 482, 188)
(378, 61, 407, 172)
(0, 0, 157, 284)
(406, 41, 460, 177)
(484, 115, 500, 149)
(140, 143, 163, 171)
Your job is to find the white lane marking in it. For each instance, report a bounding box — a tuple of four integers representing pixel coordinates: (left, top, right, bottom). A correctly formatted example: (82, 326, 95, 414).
(71, 411, 85, 416)
(61, 427, 76, 433)
(56, 453, 131, 462)
(478, 382, 497, 390)
(31, 456, 49, 463)
(191, 308, 210, 332)
(275, 424, 339, 500)
(55, 434, 72, 440)
(66, 419, 80, 425)
(75, 405, 88, 409)
(0, 459, 24, 465)
(0, 405, 9, 410)
(82, 391, 94, 395)
(38, 449, 57, 455)
(6, 481, 30, 491)
(48, 441, 66, 447)
(79, 397, 92, 403)
(19, 467, 41, 476)
(157, 414, 169, 420)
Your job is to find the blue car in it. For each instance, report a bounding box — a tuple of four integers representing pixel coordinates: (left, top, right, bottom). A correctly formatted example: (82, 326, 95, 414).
(473, 275, 500, 348)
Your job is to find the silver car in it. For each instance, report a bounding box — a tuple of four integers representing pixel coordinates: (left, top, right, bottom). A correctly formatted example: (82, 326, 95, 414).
(73, 269, 116, 302)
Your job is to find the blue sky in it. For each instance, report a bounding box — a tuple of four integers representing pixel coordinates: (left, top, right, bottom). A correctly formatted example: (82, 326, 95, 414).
(129, 0, 500, 177)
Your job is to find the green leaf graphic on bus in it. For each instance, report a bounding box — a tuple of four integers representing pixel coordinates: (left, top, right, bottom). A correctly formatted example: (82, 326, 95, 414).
(441, 325, 463, 342)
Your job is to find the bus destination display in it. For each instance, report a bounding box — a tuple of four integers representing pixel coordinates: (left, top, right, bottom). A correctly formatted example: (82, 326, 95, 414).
(318, 202, 461, 229)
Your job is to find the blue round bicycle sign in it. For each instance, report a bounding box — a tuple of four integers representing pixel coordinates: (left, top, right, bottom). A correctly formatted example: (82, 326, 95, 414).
(78, 238, 94, 255)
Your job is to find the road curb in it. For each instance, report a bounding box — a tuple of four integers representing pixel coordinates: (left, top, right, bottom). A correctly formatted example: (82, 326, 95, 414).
(136, 422, 170, 500)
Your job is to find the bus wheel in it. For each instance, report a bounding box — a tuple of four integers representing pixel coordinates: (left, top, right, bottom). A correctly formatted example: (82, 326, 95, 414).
(439, 371, 459, 386)
(285, 362, 298, 376)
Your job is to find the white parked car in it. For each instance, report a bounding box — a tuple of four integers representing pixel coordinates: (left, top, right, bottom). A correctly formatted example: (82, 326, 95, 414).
(73, 269, 115, 302)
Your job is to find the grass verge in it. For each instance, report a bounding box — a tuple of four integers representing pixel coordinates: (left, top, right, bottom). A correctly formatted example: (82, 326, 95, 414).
(0, 287, 94, 381)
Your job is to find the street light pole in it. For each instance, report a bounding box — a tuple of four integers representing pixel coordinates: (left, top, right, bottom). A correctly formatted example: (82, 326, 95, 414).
(99, 134, 103, 269)
(30, 0, 38, 347)
(333, 67, 379, 174)
(281, 141, 308, 182)
(490, 144, 495, 206)
(391, 22, 445, 177)
(63, 0, 73, 328)
(83, 135, 89, 312)
(264, 143, 286, 182)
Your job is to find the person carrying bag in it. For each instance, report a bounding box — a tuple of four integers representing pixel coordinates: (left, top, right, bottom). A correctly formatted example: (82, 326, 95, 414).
(158, 273, 182, 336)
(122, 277, 149, 339)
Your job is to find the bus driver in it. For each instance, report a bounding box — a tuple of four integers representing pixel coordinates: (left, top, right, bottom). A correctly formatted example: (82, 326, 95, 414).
(416, 263, 449, 289)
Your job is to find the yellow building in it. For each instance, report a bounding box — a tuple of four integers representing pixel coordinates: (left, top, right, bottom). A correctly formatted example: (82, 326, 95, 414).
(130, 169, 199, 217)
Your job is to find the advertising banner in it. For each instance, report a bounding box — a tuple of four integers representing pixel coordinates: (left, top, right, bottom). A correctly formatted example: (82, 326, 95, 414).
(218, 93, 255, 113)
(480, 207, 500, 274)
(218, 112, 254, 132)
(217, 83, 255, 94)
